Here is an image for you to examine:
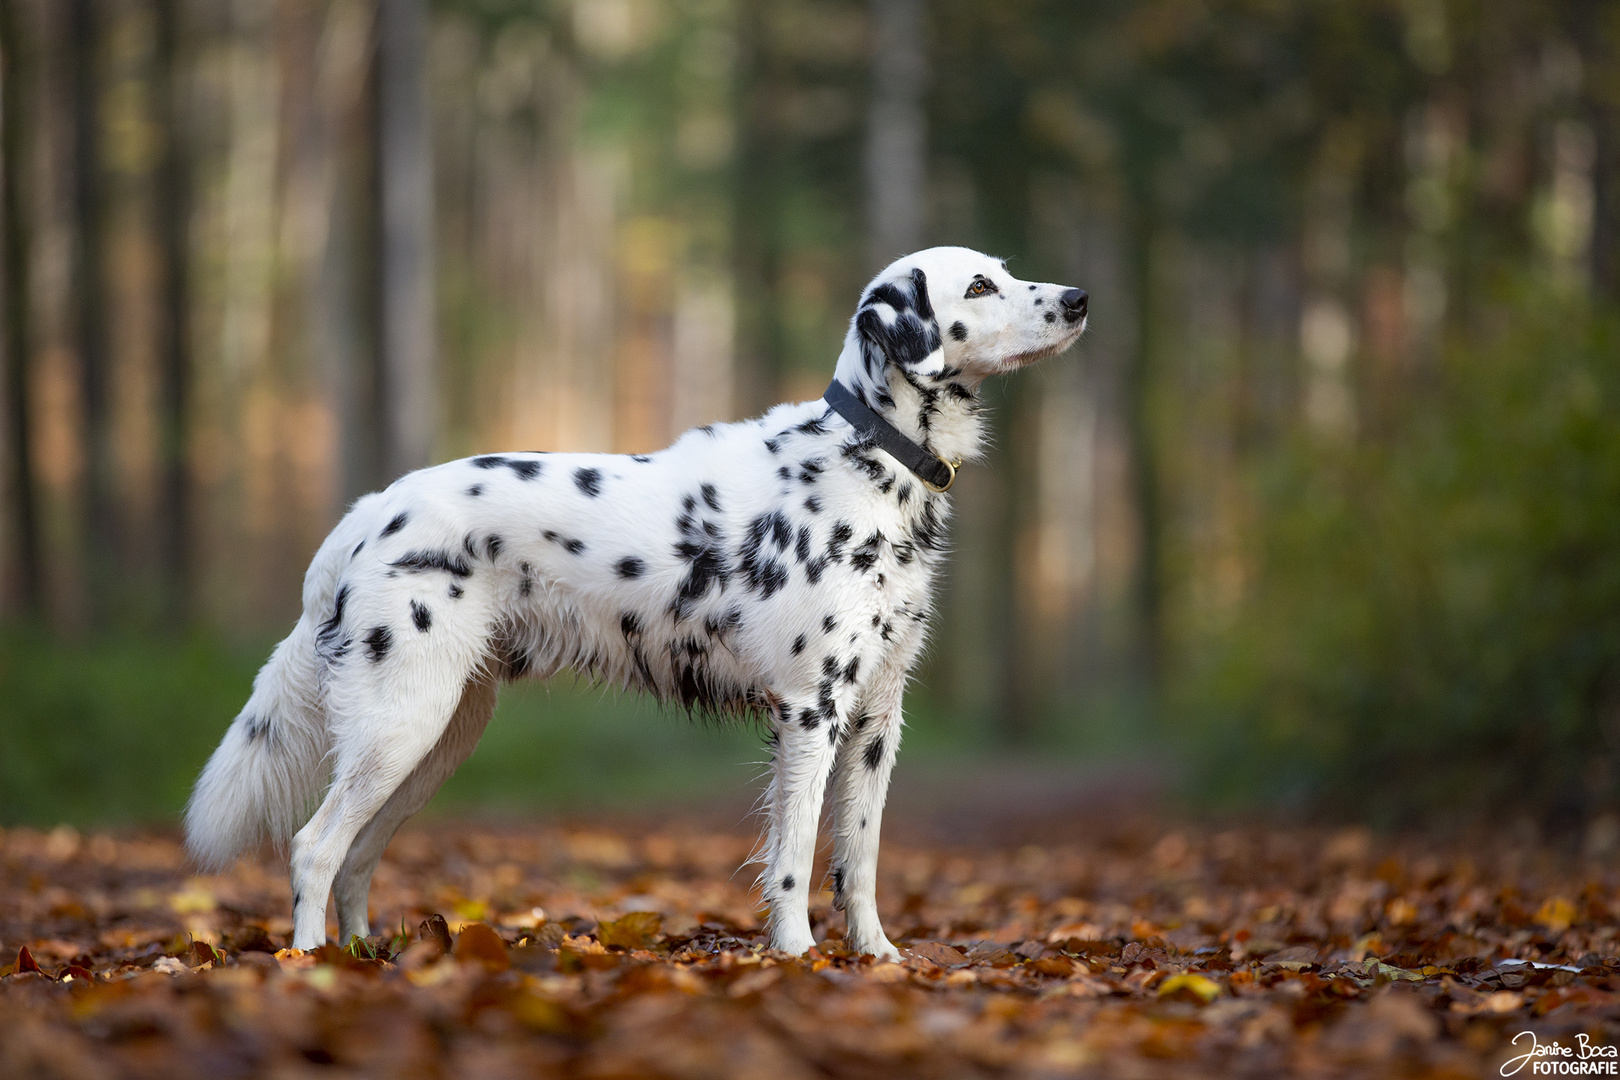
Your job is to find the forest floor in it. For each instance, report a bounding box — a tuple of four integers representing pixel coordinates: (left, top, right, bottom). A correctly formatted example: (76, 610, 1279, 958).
(3, 792, 1619, 1078)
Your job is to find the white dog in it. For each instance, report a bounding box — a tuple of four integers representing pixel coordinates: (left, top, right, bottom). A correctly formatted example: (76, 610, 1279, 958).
(186, 246, 1087, 958)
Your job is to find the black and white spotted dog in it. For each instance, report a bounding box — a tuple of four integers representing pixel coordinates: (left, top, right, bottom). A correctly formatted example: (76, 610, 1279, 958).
(186, 246, 1088, 958)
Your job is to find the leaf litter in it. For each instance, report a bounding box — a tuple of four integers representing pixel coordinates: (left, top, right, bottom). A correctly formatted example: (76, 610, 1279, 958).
(2, 817, 1619, 1077)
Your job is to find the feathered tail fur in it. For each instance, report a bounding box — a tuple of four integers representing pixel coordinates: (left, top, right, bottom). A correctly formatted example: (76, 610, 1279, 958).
(183, 509, 365, 871)
(184, 622, 330, 871)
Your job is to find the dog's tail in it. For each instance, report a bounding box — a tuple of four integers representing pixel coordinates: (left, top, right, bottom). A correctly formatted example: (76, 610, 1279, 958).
(185, 620, 331, 871)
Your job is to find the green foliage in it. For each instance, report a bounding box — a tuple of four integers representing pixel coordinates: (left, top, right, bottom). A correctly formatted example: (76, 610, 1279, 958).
(0, 633, 260, 826)
(0, 632, 766, 826)
(1174, 294, 1620, 823)
(0, 630, 994, 827)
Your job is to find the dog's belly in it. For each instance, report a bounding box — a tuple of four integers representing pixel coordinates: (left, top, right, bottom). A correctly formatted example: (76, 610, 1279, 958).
(493, 573, 771, 716)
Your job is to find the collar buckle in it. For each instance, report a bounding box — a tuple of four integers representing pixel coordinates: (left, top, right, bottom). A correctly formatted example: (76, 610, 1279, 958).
(921, 457, 960, 493)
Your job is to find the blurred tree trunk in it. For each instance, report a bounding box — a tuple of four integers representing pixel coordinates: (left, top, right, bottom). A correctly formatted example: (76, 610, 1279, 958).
(1579, 7, 1619, 306)
(1123, 196, 1162, 691)
(69, 0, 113, 624)
(374, 0, 435, 481)
(731, 0, 782, 412)
(153, 0, 192, 628)
(865, 0, 926, 272)
(0, 0, 41, 618)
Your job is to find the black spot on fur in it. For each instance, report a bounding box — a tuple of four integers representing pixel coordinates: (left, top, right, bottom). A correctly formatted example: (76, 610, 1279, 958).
(823, 615, 837, 633)
(822, 655, 839, 678)
(410, 601, 432, 632)
(832, 866, 845, 898)
(472, 455, 507, 470)
(519, 561, 534, 597)
(317, 585, 350, 661)
(949, 320, 968, 342)
(351, 540, 365, 558)
(621, 612, 642, 636)
(863, 736, 885, 771)
(382, 512, 409, 537)
(897, 483, 913, 505)
(466, 484, 484, 497)
(544, 531, 587, 556)
(508, 458, 542, 480)
(364, 625, 393, 663)
(843, 657, 861, 684)
(828, 523, 854, 559)
(449, 583, 464, 599)
(1044, 310, 1056, 323)
(804, 495, 822, 514)
(792, 634, 806, 655)
(670, 519, 731, 622)
(700, 483, 722, 512)
(574, 467, 603, 497)
(244, 714, 268, 741)
(782, 875, 795, 892)
(739, 511, 793, 598)
(855, 531, 881, 569)
(616, 556, 645, 579)
(795, 527, 812, 563)
(391, 550, 473, 578)
(631, 454, 653, 463)
(485, 535, 504, 560)
(763, 437, 780, 455)
(910, 500, 946, 551)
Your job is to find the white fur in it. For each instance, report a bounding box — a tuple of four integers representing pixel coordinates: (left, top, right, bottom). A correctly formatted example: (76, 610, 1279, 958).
(185, 246, 1086, 957)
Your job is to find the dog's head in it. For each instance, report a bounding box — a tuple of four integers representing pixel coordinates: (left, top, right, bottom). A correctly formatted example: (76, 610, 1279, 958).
(848, 247, 1087, 391)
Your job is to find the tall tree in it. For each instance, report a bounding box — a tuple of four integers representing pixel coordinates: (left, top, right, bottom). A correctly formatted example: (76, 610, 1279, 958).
(731, 0, 783, 414)
(153, 0, 193, 627)
(0, 0, 40, 617)
(375, 0, 436, 481)
(865, 0, 927, 271)
(69, 0, 113, 622)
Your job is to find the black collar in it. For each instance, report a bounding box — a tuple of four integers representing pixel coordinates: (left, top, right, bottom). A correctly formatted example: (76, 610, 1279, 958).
(823, 380, 959, 492)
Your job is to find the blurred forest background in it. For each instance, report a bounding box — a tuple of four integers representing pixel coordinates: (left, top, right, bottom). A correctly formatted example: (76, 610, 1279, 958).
(2, 0, 1619, 831)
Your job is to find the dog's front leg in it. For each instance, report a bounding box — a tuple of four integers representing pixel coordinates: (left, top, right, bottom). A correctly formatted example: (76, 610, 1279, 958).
(828, 676, 904, 961)
(759, 699, 845, 955)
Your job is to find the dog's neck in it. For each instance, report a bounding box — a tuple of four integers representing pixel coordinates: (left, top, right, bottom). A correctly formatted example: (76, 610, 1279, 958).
(831, 343, 987, 475)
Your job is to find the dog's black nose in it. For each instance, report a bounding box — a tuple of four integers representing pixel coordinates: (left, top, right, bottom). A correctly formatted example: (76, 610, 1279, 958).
(1060, 288, 1088, 322)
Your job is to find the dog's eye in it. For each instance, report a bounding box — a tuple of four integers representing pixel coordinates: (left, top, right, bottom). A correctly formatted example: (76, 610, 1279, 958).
(965, 276, 998, 298)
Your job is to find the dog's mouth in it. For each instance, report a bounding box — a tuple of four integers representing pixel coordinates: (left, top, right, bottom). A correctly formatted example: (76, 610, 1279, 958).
(1004, 323, 1086, 368)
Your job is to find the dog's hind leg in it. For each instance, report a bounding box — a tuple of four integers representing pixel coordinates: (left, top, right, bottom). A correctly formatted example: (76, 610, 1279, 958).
(332, 676, 498, 944)
(758, 689, 853, 955)
(288, 659, 476, 950)
(828, 666, 906, 961)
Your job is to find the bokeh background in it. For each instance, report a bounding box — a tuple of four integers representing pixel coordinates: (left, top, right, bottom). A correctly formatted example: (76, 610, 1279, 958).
(1, 0, 1618, 833)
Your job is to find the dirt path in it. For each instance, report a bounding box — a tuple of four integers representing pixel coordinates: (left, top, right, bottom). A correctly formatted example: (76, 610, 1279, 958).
(2, 813, 1616, 1078)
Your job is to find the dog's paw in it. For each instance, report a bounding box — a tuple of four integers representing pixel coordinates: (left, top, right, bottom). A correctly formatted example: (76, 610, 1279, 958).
(850, 935, 902, 962)
(770, 928, 818, 956)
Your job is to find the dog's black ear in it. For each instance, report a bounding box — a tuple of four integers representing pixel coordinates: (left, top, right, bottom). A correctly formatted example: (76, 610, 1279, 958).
(855, 267, 943, 378)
